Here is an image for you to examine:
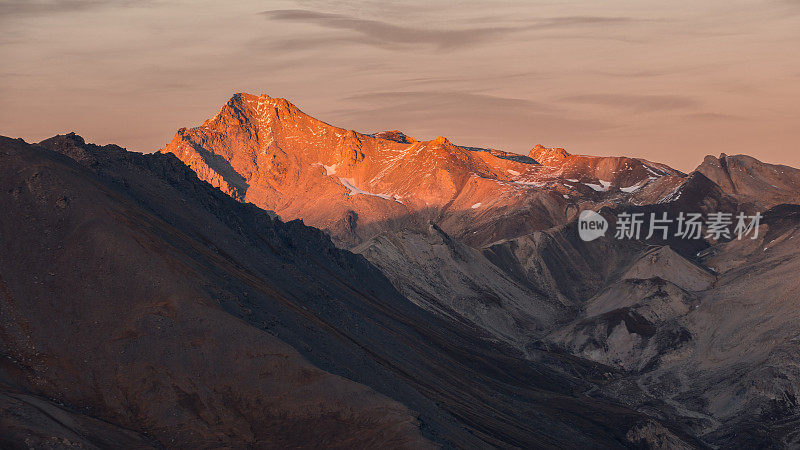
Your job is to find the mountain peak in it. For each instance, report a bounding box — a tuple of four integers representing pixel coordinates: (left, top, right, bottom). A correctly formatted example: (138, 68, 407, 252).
(432, 136, 450, 146)
(209, 92, 305, 126)
(696, 151, 800, 208)
(374, 130, 416, 144)
(36, 131, 87, 147)
(528, 145, 570, 165)
(230, 92, 288, 106)
(164, 92, 686, 247)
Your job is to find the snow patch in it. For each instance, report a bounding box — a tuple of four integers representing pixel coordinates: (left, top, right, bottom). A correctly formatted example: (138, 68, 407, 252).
(514, 181, 546, 188)
(471, 202, 483, 209)
(338, 178, 402, 203)
(643, 163, 664, 177)
(323, 164, 338, 175)
(312, 162, 339, 176)
(620, 180, 648, 193)
(658, 186, 683, 204)
(585, 180, 612, 192)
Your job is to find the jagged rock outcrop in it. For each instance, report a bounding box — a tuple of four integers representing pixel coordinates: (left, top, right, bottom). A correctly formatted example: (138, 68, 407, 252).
(696, 153, 800, 209)
(528, 143, 683, 190)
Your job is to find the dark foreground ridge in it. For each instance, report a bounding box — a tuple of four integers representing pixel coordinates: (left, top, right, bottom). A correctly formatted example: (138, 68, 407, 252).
(0, 134, 705, 447)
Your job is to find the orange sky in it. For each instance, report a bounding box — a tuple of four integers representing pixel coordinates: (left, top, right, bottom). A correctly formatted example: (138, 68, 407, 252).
(1, 0, 799, 171)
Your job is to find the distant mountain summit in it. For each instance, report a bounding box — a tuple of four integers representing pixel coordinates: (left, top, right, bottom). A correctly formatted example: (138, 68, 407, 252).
(162, 93, 684, 247)
(696, 153, 800, 209)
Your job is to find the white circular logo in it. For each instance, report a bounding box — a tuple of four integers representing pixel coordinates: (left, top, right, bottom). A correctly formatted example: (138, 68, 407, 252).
(578, 210, 608, 241)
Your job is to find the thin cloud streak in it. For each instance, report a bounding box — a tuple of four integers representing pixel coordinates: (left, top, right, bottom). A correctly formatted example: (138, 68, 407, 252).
(262, 9, 639, 50)
(562, 94, 699, 113)
(0, 0, 147, 18)
(262, 9, 525, 49)
(343, 91, 556, 112)
(0, 0, 104, 15)
(683, 112, 742, 122)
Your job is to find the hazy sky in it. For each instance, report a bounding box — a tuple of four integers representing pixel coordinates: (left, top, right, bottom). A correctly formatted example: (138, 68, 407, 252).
(1, 0, 799, 170)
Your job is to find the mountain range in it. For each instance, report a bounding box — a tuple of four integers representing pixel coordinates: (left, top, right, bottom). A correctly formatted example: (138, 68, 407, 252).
(1, 92, 799, 448)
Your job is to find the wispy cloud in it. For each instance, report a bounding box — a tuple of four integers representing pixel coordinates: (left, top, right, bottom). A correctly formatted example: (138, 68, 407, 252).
(0, 0, 101, 15)
(343, 91, 554, 112)
(562, 94, 699, 113)
(0, 0, 149, 25)
(683, 112, 741, 121)
(262, 9, 522, 50)
(537, 16, 635, 28)
(261, 9, 638, 50)
(397, 72, 551, 88)
(0, 0, 146, 16)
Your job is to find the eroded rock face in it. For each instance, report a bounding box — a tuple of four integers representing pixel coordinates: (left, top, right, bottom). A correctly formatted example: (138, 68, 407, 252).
(353, 223, 567, 351)
(475, 171, 800, 447)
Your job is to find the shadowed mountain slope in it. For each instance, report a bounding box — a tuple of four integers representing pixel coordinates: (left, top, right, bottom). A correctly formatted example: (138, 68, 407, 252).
(157, 92, 800, 447)
(0, 134, 700, 448)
